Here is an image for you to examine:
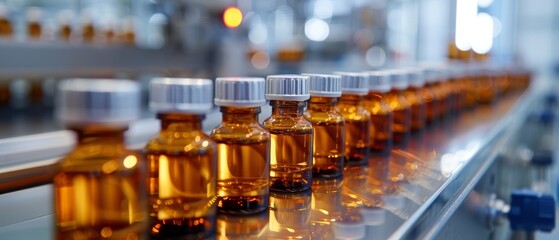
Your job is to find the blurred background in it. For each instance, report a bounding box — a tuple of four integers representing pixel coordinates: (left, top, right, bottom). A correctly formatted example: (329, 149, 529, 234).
(0, 0, 555, 138)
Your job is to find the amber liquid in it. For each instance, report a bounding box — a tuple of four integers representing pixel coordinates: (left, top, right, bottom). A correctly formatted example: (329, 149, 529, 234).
(423, 84, 439, 124)
(60, 24, 71, 41)
(344, 119, 370, 165)
(269, 129, 313, 192)
(146, 152, 217, 239)
(0, 18, 13, 37)
(365, 93, 393, 156)
(311, 122, 344, 179)
(406, 88, 426, 132)
(268, 191, 312, 239)
(392, 108, 411, 148)
(215, 140, 269, 214)
(476, 75, 496, 104)
(54, 167, 146, 239)
(386, 90, 411, 149)
(27, 22, 41, 40)
(83, 24, 95, 43)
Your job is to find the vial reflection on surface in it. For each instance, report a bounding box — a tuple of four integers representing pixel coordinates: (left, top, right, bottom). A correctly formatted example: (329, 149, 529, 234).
(268, 190, 312, 239)
(217, 211, 269, 240)
(311, 178, 343, 239)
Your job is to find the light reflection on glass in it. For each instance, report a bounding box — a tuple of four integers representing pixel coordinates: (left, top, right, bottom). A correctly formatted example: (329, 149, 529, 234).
(311, 178, 343, 239)
(268, 190, 312, 239)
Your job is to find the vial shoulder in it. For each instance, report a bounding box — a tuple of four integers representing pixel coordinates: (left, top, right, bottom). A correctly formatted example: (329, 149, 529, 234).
(146, 131, 217, 154)
(263, 116, 313, 133)
(209, 122, 270, 143)
(58, 148, 143, 173)
(304, 110, 344, 125)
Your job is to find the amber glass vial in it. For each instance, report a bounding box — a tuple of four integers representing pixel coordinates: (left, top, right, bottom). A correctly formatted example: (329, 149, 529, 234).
(146, 78, 217, 239)
(423, 67, 444, 122)
(385, 70, 411, 148)
(303, 73, 345, 179)
(210, 77, 270, 215)
(475, 66, 497, 104)
(0, 6, 13, 38)
(335, 72, 371, 166)
(57, 11, 73, 41)
(26, 7, 42, 40)
(54, 79, 146, 239)
(463, 64, 478, 108)
(365, 71, 393, 156)
(264, 75, 313, 192)
(405, 68, 426, 132)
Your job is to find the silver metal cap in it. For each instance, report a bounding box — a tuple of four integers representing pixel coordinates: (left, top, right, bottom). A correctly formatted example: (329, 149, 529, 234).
(302, 73, 341, 97)
(57, 79, 141, 126)
(214, 77, 266, 107)
(149, 78, 213, 114)
(387, 69, 409, 90)
(406, 68, 425, 88)
(265, 74, 310, 101)
(365, 71, 391, 93)
(333, 71, 369, 96)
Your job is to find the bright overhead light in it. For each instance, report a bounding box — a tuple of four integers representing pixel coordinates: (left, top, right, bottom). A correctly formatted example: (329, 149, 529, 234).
(471, 13, 494, 54)
(304, 18, 329, 42)
(223, 7, 243, 28)
(455, 0, 478, 51)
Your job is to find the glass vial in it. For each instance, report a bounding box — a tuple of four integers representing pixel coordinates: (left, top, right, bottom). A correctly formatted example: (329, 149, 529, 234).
(302, 73, 345, 179)
(263, 75, 313, 192)
(335, 72, 371, 166)
(54, 79, 146, 239)
(0, 5, 13, 38)
(26, 7, 42, 40)
(365, 71, 393, 156)
(423, 67, 444, 122)
(146, 78, 217, 239)
(405, 68, 427, 132)
(385, 70, 412, 148)
(210, 77, 270, 215)
(57, 10, 73, 42)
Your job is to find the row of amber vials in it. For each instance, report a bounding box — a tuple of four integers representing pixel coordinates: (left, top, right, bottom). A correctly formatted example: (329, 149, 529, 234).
(51, 65, 529, 239)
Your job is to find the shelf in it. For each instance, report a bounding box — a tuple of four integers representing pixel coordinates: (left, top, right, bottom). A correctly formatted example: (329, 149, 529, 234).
(0, 90, 534, 239)
(0, 41, 197, 79)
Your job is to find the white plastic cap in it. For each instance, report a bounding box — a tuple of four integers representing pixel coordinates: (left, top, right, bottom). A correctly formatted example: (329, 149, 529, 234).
(265, 74, 310, 101)
(387, 69, 409, 90)
(302, 73, 341, 97)
(214, 77, 266, 107)
(57, 79, 140, 126)
(149, 78, 213, 114)
(334, 71, 369, 96)
(406, 68, 425, 88)
(366, 71, 391, 93)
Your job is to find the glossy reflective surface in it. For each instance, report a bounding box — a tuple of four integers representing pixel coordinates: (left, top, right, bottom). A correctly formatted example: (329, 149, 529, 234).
(0, 93, 527, 239)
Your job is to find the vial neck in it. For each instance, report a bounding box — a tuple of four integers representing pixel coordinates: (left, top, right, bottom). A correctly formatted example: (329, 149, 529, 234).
(338, 94, 365, 106)
(308, 96, 338, 112)
(220, 107, 260, 124)
(270, 100, 306, 117)
(159, 113, 204, 132)
(71, 125, 127, 146)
